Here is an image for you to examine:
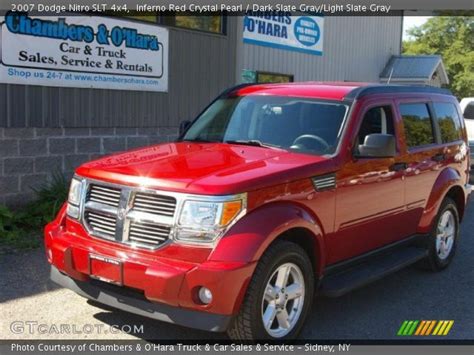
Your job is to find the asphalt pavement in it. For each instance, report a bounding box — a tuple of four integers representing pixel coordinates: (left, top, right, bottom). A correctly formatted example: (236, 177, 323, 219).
(1, 200, 473, 341)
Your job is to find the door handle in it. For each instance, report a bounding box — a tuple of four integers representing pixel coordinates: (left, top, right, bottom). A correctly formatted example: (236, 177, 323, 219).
(389, 162, 408, 172)
(432, 153, 446, 162)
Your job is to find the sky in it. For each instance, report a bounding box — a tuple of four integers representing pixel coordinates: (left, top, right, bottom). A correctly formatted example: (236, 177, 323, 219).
(403, 16, 432, 40)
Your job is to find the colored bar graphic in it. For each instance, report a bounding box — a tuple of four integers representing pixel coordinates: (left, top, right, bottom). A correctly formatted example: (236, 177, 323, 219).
(415, 321, 426, 335)
(425, 320, 436, 335)
(420, 320, 431, 335)
(407, 320, 419, 335)
(438, 321, 449, 335)
(397, 321, 409, 336)
(442, 321, 454, 335)
(397, 320, 454, 336)
(432, 321, 444, 335)
(403, 321, 414, 335)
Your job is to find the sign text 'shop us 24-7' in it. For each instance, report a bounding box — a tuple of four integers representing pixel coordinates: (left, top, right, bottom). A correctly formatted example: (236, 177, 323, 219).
(0, 12, 169, 92)
(243, 12, 324, 55)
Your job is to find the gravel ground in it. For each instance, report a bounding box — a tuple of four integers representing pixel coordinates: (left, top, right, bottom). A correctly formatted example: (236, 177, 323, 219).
(0, 200, 472, 341)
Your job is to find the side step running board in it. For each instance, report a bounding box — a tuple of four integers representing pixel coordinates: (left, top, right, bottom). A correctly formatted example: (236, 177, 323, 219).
(320, 247, 428, 297)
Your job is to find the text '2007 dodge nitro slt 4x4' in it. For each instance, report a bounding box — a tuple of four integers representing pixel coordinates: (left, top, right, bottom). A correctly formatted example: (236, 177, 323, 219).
(46, 83, 471, 340)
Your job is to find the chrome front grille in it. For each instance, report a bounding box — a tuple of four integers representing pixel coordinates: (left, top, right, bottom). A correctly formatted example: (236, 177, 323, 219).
(87, 184, 121, 207)
(133, 193, 176, 217)
(129, 222, 171, 246)
(85, 211, 117, 239)
(82, 180, 176, 249)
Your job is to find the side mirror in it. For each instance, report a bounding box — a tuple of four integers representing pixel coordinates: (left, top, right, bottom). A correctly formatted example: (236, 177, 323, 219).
(179, 120, 192, 136)
(357, 134, 396, 158)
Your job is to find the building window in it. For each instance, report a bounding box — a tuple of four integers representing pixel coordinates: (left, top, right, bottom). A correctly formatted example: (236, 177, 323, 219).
(433, 102, 463, 143)
(399, 103, 435, 149)
(257, 72, 294, 84)
(162, 14, 225, 34)
(105, 12, 158, 23)
(125, 14, 158, 23)
(108, 13, 225, 34)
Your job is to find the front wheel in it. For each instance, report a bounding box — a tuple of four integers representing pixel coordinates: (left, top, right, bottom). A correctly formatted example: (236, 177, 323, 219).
(227, 240, 314, 341)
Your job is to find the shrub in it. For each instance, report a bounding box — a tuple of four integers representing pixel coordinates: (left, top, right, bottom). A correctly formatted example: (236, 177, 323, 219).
(0, 172, 68, 251)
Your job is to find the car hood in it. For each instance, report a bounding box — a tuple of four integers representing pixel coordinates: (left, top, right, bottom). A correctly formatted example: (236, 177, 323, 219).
(76, 142, 332, 195)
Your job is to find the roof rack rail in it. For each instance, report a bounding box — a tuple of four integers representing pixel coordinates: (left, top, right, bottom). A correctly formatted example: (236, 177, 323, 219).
(345, 84, 452, 100)
(219, 83, 257, 98)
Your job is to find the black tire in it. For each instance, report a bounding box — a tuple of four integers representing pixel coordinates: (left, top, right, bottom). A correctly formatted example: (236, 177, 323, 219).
(418, 197, 459, 271)
(227, 240, 314, 341)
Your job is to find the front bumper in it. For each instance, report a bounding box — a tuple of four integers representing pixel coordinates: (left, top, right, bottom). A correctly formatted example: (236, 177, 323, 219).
(45, 209, 256, 332)
(50, 266, 231, 332)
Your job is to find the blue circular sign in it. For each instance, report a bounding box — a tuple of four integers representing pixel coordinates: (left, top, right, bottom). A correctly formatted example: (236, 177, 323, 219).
(294, 17, 320, 47)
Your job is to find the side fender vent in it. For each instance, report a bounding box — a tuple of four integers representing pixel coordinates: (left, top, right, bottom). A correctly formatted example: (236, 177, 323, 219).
(312, 174, 336, 191)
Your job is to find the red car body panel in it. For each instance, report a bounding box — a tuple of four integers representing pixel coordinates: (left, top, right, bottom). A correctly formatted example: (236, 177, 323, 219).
(45, 83, 471, 327)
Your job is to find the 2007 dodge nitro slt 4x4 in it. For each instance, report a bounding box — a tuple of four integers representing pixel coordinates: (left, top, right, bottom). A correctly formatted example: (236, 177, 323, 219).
(46, 83, 471, 340)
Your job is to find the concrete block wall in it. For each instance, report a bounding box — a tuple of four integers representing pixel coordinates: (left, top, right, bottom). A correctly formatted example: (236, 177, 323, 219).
(0, 127, 179, 208)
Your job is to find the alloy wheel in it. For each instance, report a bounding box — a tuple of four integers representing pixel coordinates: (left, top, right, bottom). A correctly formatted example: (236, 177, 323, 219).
(261, 262, 305, 338)
(436, 210, 455, 260)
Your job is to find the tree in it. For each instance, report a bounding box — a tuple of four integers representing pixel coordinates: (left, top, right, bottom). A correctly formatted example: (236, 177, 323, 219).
(403, 16, 474, 98)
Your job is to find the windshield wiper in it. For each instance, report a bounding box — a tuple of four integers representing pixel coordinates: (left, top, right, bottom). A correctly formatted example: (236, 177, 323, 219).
(181, 138, 218, 143)
(224, 139, 283, 150)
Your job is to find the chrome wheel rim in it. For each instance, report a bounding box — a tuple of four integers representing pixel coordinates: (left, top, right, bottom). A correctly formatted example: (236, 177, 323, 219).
(261, 262, 305, 338)
(436, 210, 455, 260)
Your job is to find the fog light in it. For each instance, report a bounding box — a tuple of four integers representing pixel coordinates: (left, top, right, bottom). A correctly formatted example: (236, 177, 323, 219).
(66, 203, 79, 219)
(198, 287, 213, 304)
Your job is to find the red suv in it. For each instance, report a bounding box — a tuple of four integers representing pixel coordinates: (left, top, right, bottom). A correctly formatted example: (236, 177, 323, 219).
(45, 83, 471, 340)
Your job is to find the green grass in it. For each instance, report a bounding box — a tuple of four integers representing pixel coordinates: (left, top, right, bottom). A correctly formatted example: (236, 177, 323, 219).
(0, 172, 68, 252)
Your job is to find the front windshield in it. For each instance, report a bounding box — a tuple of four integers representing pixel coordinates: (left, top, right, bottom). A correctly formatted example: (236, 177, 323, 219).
(182, 95, 349, 155)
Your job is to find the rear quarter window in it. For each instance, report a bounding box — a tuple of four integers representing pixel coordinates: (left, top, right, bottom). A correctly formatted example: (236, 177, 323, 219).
(433, 102, 463, 143)
(399, 103, 435, 149)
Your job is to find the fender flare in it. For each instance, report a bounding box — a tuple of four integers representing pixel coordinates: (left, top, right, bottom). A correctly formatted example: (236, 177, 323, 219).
(417, 167, 464, 234)
(208, 202, 326, 276)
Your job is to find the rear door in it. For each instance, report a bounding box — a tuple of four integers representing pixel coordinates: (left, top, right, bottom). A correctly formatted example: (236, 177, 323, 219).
(432, 100, 468, 181)
(396, 99, 447, 234)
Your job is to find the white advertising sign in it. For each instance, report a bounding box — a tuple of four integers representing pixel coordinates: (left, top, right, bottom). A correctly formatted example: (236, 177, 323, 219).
(0, 13, 169, 91)
(243, 13, 324, 55)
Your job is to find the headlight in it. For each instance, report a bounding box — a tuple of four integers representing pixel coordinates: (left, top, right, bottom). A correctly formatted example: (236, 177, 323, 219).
(67, 177, 83, 219)
(176, 194, 246, 244)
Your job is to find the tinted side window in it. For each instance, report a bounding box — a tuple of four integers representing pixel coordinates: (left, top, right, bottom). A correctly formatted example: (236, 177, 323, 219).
(357, 106, 395, 145)
(433, 102, 463, 143)
(399, 103, 435, 148)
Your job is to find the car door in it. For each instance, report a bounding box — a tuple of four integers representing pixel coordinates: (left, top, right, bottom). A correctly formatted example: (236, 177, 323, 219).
(329, 100, 408, 264)
(395, 100, 445, 234)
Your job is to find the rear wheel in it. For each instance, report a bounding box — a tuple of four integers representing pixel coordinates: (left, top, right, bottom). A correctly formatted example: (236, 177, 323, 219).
(419, 197, 459, 271)
(227, 240, 314, 341)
